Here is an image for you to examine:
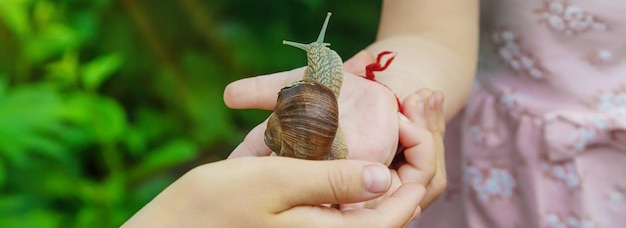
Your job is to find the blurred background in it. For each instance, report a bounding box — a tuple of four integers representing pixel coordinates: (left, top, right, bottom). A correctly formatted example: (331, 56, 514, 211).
(0, 0, 380, 227)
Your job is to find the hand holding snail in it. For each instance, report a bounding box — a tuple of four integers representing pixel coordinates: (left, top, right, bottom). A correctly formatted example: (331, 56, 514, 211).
(264, 13, 347, 160)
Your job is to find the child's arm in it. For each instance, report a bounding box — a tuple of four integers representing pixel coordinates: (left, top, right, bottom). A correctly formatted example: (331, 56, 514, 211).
(346, 0, 479, 120)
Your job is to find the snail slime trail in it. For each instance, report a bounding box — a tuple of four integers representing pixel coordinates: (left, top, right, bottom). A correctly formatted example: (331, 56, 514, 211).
(264, 12, 348, 162)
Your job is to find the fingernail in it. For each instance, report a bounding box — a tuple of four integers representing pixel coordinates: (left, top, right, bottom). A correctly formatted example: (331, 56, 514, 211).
(364, 165, 390, 193)
(437, 92, 445, 110)
(428, 95, 436, 110)
(399, 113, 410, 122)
(416, 98, 425, 115)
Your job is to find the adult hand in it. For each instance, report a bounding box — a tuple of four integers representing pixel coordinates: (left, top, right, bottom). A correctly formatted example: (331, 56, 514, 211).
(122, 157, 425, 228)
(224, 57, 401, 164)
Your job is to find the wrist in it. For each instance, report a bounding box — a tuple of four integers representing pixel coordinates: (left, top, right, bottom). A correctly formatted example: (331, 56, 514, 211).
(363, 34, 477, 120)
(357, 51, 407, 113)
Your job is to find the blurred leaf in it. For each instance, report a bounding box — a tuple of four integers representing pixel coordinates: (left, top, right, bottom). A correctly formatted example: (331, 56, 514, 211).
(33, 0, 57, 27)
(45, 51, 79, 86)
(81, 53, 124, 91)
(296, 0, 326, 11)
(25, 24, 80, 63)
(0, 84, 70, 166)
(130, 174, 176, 208)
(73, 206, 99, 228)
(36, 164, 80, 198)
(0, 0, 32, 38)
(0, 75, 7, 99)
(124, 107, 179, 157)
(131, 139, 198, 180)
(62, 93, 128, 143)
(69, 8, 100, 43)
(0, 194, 62, 228)
(180, 51, 239, 145)
(104, 174, 125, 207)
(0, 159, 6, 187)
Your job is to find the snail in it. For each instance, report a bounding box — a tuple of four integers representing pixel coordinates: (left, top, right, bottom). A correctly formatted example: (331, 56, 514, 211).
(264, 12, 348, 160)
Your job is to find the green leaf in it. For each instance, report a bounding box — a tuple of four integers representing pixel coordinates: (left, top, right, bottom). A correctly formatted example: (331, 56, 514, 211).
(0, 194, 62, 228)
(131, 139, 198, 180)
(73, 206, 99, 228)
(104, 174, 126, 207)
(25, 24, 80, 63)
(33, 0, 57, 26)
(0, 159, 6, 188)
(62, 93, 128, 143)
(179, 51, 238, 145)
(81, 53, 124, 91)
(0, 74, 7, 99)
(130, 174, 176, 208)
(45, 51, 80, 86)
(0, 0, 32, 39)
(0, 84, 71, 165)
(296, 0, 325, 11)
(123, 107, 182, 157)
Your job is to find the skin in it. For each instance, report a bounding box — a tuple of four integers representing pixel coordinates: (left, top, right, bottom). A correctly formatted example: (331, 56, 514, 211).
(224, 0, 478, 210)
(122, 92, 443, 228)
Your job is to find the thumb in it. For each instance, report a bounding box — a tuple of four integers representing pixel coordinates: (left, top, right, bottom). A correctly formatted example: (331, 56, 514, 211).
(268, 158, 391, 209)
(223, 67, 305, 110)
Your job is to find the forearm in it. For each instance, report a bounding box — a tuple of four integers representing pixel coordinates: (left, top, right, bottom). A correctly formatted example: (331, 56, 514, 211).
(367, 0, 479, 120)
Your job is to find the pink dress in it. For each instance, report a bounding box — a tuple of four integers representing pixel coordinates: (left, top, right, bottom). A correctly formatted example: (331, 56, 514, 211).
(413, 1, 626, 227)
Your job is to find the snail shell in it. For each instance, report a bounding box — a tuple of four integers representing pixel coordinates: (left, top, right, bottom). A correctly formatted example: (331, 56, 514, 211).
(264, 79, 346, 160)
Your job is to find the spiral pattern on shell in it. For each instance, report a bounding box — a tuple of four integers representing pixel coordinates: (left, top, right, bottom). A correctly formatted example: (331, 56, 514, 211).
(264, 79, 339, 160)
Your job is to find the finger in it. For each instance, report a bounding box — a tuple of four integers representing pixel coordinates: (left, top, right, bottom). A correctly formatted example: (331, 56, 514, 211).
(344, 50, 375, 75)
(398, 115, 437, 185)
(397, 92, 439, 183)
(341, 169, 402, 211)
(266, 159, 392, 210)
(227, 120, 273, 158)
(402, 89, 433, 129)
(362, 169, 402, 209)
(427, 91, 446, 134)
(223, 67, 305, 110)
(433, 91, 446, 134)
(421, 91, 448, 209)
(279, 183, 425, 228)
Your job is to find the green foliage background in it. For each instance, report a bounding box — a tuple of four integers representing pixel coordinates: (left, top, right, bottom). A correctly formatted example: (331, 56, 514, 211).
(0, 0, 380, 227)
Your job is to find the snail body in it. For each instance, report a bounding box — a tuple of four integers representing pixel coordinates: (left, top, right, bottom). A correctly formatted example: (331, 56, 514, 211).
(264, 12, 347, 160)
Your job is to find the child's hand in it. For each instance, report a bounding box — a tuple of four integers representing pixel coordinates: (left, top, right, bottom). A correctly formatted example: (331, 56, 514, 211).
(340, 89, 446, 217)
(122, 157, 425, 228)
(396, 89, 447, 209)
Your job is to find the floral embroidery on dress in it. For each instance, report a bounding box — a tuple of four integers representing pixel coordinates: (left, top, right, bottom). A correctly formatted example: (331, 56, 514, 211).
(585, 49, 616, 66)
(595, 86, 626, 119)
(468, 125, 490, 146)
(494, 87, 534, 119)
(499, 88, 525, 110)
(466, 94, 505, 148)
(491, 29, 548, 80)
(544, 213, 596, 228)
(535, 1, 609, 36)
(568, 115, 609, 151)
(540, 162, 582, 189)
(467, 118, 506, 149)
(464, 166, 517, 201)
